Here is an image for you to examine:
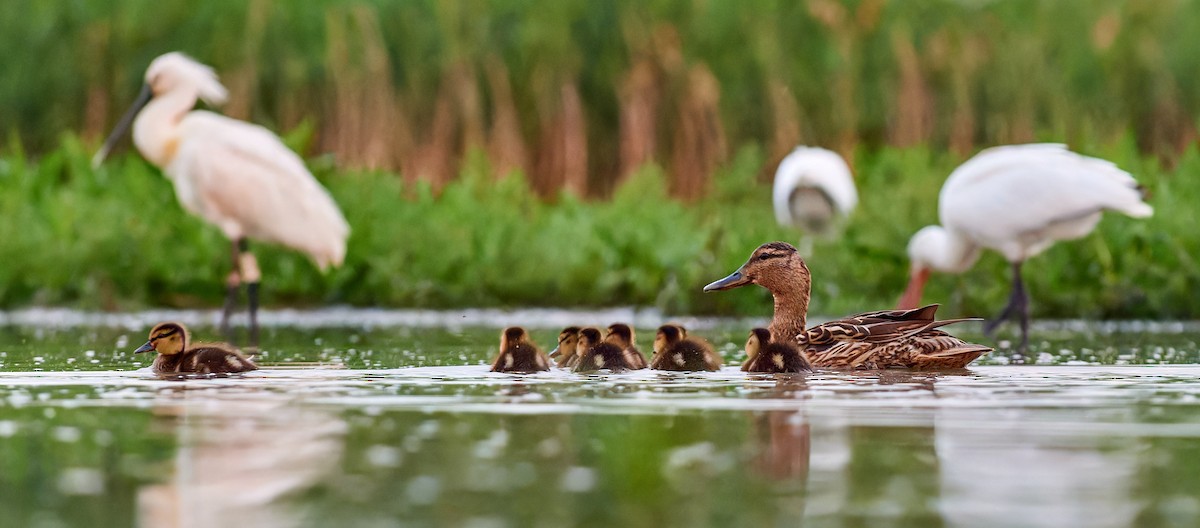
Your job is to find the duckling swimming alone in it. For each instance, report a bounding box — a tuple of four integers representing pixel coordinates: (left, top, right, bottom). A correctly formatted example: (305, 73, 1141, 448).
(649, 324, 722, 371)
(550, 326, 581, 369)
(134, 322, 258, 375)
(604, 323, 648, 369)
(705, 242, 991, 369)
(490, 326, 550, 373)
(573, 327, 636, 373)
(742, 327, 811, 373)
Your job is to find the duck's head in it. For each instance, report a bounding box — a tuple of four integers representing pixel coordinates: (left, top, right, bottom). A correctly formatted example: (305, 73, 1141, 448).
(551, 326, 580, 357)
(704, 242, 809, 294)
(500, 326, 532, 351)
(578, 327, 604, 349)
(653, 324, 687, 354)
(605, 324, 636, 348)
(135, 322, 189, 356)
(745, 328, 773, 361)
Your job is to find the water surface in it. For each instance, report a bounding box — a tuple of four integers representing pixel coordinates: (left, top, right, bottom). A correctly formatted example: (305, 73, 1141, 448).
(2, 310, 1199, 527)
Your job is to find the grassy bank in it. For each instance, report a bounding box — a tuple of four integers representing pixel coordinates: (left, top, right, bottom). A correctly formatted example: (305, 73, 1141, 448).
(0, 137, 1191, 320)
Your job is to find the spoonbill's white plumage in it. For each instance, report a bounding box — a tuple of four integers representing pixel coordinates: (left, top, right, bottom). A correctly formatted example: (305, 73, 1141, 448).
(898, 143, 1152, 352)
(94, 52, 349, 345)
(771, 146, 858, 241)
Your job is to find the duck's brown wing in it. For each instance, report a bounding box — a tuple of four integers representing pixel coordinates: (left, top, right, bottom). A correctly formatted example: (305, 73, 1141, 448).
(650, 340, 720, 372)
(623, 346, 648, 369)
(574, 344, 631, 373)
(799, 305, 990, 369)
(185, 346, 258, 374)
(492, 344, 550, 373)
(744, 344, 811, 373)
(818, 304, 941, 327)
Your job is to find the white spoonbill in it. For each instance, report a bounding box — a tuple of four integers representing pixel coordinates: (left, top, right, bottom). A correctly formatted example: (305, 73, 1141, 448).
(93, 52, 349, 346)
(897, 143, 1152, 351)
(772, 146, 857, 252)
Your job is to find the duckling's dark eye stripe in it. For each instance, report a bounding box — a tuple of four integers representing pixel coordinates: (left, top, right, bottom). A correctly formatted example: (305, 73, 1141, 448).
(155, 329, 178, 340)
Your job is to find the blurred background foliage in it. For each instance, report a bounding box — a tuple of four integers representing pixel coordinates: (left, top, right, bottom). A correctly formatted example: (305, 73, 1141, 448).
(8, 0, 1200, 191)
(0, 0, 1196, 319)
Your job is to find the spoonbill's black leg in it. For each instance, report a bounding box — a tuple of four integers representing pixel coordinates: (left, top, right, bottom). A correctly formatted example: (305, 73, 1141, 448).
(983, 262, 1028, 359)
(220, 239, 243, 342)
(247, 280, 260, 349)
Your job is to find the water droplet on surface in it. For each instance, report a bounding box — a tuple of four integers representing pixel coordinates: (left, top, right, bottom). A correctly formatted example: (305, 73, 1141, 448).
(560, 466, 596, 493)
(405, 475, 441, 505)
(58, 468, 105, 496)
(365, 445, 402, 468)
(53, 426, 81, 443)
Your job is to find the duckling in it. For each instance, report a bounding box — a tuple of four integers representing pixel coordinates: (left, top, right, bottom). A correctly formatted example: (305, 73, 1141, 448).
(742, 328, 811, 373)
(649, 324, 722, 372)
(573, 327, 636, 373)
(549, 326, 581, 369)
(705, 242, 991, 369)
(490, 326, 550, 373)
(134, 322, 257, 375)
(604, 323, 648, 369)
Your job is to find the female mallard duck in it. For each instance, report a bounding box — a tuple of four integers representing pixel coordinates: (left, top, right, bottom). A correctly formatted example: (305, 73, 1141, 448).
(650, 324, 722, 372)
(604, 324, 648, 369)
(704, 242, 991, 369)
(490, 326, 550, 373)
(549, 326, 581, 368)
(134, 322, 258, 375)
(573, 327, 636, 373)
(742, 328, 811, 373)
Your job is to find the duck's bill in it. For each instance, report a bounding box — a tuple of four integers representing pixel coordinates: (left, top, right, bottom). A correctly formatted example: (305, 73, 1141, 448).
(548, 346, 562, 359)
(92, 83, 152, 169)
(134, 341, 155, 354)
(703, 269, 751, 291)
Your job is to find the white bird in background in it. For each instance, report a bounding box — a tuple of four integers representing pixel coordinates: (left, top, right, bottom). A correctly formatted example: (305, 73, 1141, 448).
(898, 143, 1152, 352)
(772, 146, 858, 254)
(93, 52, 349, 346)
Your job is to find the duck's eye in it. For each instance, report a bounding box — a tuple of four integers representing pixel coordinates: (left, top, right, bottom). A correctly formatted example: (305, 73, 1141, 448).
(757, 254, 771, 261)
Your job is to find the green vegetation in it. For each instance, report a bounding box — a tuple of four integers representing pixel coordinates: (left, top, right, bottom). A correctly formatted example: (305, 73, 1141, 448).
(2, 1, 1198, 319)
(5, 1, 1200, 196)
(0, 138, 1190, 319)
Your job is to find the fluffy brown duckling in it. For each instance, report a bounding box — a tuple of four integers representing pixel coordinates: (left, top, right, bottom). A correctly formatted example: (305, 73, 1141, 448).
(550, 326, 581, 369)
(573, 327, 636, 373)
(134, 322, 257, 375)
(490, 326, 550, 373)
(649, 324, 722, 371)
(705, 242, 991, 369)
(604, 323, 648, 369)
(741, 328, 811, 373)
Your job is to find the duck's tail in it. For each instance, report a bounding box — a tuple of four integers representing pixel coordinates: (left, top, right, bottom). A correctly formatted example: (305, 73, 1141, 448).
(915, 344, 993, 369)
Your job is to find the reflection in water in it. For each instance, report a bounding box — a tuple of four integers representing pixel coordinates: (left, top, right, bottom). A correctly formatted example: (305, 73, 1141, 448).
(137, 388, 347, 528)
(752, 410, 810, 481)
(748, 379, 811, 482)
(5, 363, 1200, 527)
(936, 408, 1140, 528)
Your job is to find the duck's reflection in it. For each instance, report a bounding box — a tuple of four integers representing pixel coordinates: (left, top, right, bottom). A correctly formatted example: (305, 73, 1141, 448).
(752, 409, 812, 482)
(749, 379, 811, 482)
(137, 387, 347, 528)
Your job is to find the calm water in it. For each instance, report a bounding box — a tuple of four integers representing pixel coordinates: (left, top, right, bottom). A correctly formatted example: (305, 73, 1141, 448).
(2, 309, 1200, 528)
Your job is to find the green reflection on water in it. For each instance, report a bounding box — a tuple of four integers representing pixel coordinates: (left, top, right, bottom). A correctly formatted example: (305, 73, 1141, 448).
(2, 324, 1200, 527)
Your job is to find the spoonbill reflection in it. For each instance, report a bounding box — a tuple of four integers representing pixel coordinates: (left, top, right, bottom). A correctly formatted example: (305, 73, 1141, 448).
(93, 52, 349, 346)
